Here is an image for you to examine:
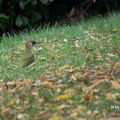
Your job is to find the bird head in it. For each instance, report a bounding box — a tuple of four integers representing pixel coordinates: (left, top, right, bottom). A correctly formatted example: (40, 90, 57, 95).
(24, 40, 40, 49)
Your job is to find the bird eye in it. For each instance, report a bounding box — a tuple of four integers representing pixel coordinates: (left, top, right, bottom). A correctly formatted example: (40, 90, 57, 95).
(31, 41, 36, 46)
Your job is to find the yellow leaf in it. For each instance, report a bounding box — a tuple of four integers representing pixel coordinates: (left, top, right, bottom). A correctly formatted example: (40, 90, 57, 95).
(75, 105, 86, 112)
(48, 116, 61, 120)
(56, 93, 71, 101)
(56, 104, 69, 111)
(64, 88, 76, 95)
(42, 81, 55, 88)
(9, 99, 16, 105)
(56, 88, 76, 101)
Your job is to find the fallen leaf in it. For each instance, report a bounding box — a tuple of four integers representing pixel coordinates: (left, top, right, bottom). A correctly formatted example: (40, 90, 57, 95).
(110, 80, 120, 89)
(56, 93, 72, 101)
(106, 93, 119, 101)
(83, 90, 94, 102)
(56, 104, 69, 111)
(8, 99, 16, 106)
(64, 88, 76, 95)
(41, 81, 57, 89)
(48, 116, 61, 120)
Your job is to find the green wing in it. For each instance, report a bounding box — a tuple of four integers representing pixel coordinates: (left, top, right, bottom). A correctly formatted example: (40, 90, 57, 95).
(20, 49, 35, 68)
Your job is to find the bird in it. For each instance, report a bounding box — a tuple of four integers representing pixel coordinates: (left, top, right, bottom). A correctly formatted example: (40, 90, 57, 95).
(20, 40, 40, 68)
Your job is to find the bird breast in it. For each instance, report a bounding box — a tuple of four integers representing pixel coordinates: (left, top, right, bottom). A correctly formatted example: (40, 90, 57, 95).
(21, 49, 35, 68)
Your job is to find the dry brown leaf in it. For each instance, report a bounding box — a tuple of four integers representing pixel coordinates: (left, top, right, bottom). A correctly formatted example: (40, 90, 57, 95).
(0, 82, 7, 89)
(106, 92, 119, 100)
(83, 90, 94, 102)
(92, 71, 106, 80)
(80, 72, 90, 79)
(67, 7, 76, 18)
(75, 105, 86, 112)
(21, 79, 32, 86)
(110, 80, 120, 89)
(91, 80, 105, 89)
(41, 81, 57, 89)
(94, 53, 103, 61)
(110, 62, 120, 77)
(0, 95, 3, 100)
(38, 73, 51, 81)
(70, 105, 86, 119)
(100, 118, 120, 120)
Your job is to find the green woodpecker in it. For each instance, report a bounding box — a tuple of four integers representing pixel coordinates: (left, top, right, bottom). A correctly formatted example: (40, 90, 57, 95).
(20, 40, 40, 68)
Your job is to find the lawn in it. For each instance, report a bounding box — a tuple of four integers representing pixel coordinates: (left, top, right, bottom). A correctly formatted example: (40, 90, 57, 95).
(0, 13, 120, 120)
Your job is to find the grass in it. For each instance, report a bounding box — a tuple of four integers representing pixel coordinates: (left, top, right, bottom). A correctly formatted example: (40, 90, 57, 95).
(0, 13, 120, 80)
(0, 13, 120, 120)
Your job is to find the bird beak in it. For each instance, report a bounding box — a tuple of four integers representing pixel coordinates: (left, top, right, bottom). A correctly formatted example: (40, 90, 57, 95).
(36, 41, 41, 44)
(31, 40, 41, 46)
(35, 42, 41, 44)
